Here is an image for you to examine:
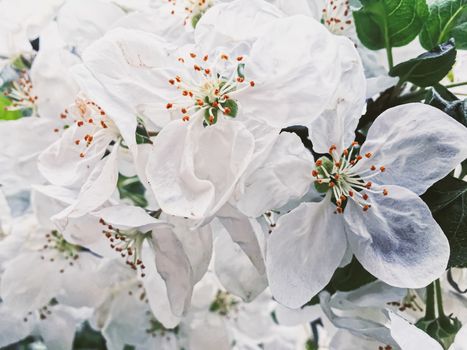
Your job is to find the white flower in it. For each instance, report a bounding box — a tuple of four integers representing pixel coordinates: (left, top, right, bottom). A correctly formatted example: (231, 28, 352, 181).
(267, 103, 467, 308)
(0, 303, 90, 350)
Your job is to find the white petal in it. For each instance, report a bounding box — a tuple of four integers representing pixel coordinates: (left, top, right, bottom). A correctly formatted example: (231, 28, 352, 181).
(217, 204, 266, 274)
(329, 330, 383, 350)
(360, 103, 467, 195)
(93, 204, 161, 231)
(242, 16, 363, 128)
(73, 27, 173, 151)
(308, 36, 366, 154)
(147, 119, 255, 219)
(56, 0, 125, 52)
(195, 0, 283, 50)
(141, 247, 181, 328)
(451, 325, 467, 350)
(320, 292, 395, 346)
(165, 215, 213, 283)
(0, 252, 62, 313)
(344, 185, 450, 288)
(38, 306, 84, 350)
(152, 227, 194, 317)
(237, 131, 314, 217)
(55, 143, 119, 218)
(0, 304, 34, 347)
(38, 125, 114, 188)
(184, 313, 230, 350)
(213, 220, 267, 301)
(389, 312, 442, 350)
(267, 199, 347, 308)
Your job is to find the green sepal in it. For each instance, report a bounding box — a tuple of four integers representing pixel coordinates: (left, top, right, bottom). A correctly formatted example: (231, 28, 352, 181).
(191, 13, 202, 28)
(222, 99, 238, 118)
(0, 95, 22, 120)
(313, 156, 333, 193)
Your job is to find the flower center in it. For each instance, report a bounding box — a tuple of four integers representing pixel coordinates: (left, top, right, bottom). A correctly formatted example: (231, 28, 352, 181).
(166, 53, 255, 125)
(41, 230, 82, 273)
(321, 0, 353, 35)
(209, 290, 239, 316)
(3, 73, 38, 112)
(99, 218, 149, 277)
(168, 0, 215, 27)
(312, 142, 388, 213)
(60, 97, 116, 158)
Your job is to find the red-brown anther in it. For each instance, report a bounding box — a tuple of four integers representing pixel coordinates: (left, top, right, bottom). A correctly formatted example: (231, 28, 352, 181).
(190, 53, 197, 58)
(383, 189, 388, 196)
(329, 182, 335, 188)
(101, 121, 108, 128)
(336, 207, 343, 214)
(169, 79, 175, 85)
(182, 115, 190, 122)
(365, 152, 372, 158)
(312, 170, 319, 177)
(88, 118, 94, 123)
(205, 68, 211, 74)
(352, 141, 359, 147)
(335, 161, 341, 167)
(340, 195, 347, 202)
(316, 159, 323, 166)
(370, 165, 376, 171)
(209, 116, 214, 124)
(182, 90, 189, 96)
(79, 152, 85, 158)
(380, 166, 386, 172)
(343, 149, 349, 156)
(329, 144, 337, 153)
(212, 101, 219, 108)
(77, 121, 84, 127)
(181, 108, 187, 114)
(60, 113, 67, 119)
(363, 205, 370, 212)
(236, 56, 244, 61)
(334, 173, 340, 180)
(196, 99, 204, 106)
(166, 103, 173, 109)
(54, 128, 59, 133)
(194, 64, 202, 71)
(365, 182, 372, 189)
(221, 54, 229, 60)
(356, 155, 363, 161)
(100, 110, 105, 116)
(99, 218, 105, 225)
(362, 193, 369, 200)
(203, 55, 209, 62)
(237, 77, 245, 83)
(224, 107, 231, 115)
(175, 76, 182, 83)
(349, 190, 354, 197)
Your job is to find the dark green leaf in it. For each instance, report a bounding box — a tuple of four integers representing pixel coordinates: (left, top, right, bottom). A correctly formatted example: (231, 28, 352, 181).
(117, 174, 148, 208)
(389, 39, 456, 87)
(419, 0, 467, 50)
(422, 176, 467, 268)
(425, 88, 467, 126)
(353, 0, 429, 50)
(135, 121, 153, 144)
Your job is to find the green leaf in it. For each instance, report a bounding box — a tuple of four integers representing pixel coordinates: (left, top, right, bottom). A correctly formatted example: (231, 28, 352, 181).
(0, 95, 22, 120)
(425, 88, 467, 126)
(421, 176, 467, 268)
(353, 0, 429, 50)
(117, 174, 148, 208)
(419, 0, 467, 50)
(389, 39, 456, 87)
(135, 121, 153, 144)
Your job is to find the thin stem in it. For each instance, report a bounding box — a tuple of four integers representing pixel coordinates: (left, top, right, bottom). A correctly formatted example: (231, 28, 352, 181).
(386, 46, 394, 70)
(444, 81, 467, 88)
(435, 279, 445, 318)
(425, 282, 436, 320)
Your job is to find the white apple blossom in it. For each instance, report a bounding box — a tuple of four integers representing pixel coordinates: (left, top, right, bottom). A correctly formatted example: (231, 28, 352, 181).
(267, 103, 467, 308)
